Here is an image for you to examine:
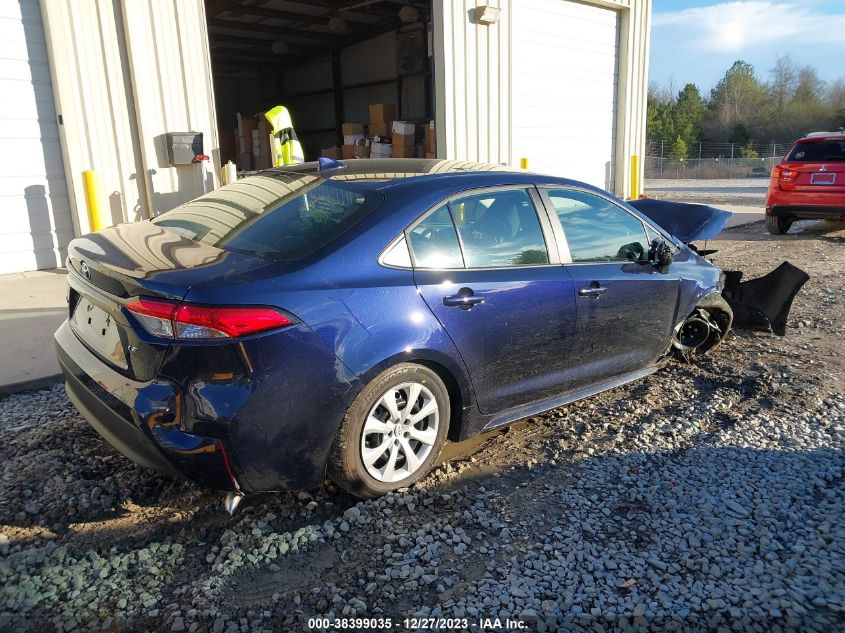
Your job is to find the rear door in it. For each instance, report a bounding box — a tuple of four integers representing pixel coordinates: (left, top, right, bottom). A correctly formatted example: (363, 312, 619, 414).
(410, 187, 577, 414)
(540, 187, 680, 387)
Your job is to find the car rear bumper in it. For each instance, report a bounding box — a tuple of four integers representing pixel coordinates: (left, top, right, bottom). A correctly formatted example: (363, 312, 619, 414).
(55, 320, 238, 491)
(768, 204, 845, 219)
(55, 317, 361, 493)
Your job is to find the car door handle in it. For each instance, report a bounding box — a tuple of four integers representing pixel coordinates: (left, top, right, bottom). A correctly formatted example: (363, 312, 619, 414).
(443, 289, 486, 309)
(578, 286, 608, 297)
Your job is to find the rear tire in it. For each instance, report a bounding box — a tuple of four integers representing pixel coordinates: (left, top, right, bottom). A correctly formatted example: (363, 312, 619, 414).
(766, 214, 792, 235)
(328, 363, 450, 498)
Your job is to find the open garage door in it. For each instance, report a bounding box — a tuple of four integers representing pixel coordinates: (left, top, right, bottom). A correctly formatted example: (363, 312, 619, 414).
(511, 0, 619, 191)
(0, 0, 73, 274)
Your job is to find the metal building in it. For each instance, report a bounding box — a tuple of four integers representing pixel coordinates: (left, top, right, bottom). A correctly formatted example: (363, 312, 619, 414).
(1, 0, 651, 275)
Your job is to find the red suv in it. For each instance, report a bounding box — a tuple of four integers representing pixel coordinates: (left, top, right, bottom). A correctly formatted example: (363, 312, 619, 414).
(765, 131, 845, 234)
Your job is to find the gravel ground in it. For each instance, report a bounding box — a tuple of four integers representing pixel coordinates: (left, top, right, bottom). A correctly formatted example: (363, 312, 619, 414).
(1, 219, 844, 632)
(644, 179, 768, 207)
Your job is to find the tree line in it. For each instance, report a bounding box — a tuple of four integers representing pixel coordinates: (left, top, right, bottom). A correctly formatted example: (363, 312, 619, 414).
(647, 57, 845, 161)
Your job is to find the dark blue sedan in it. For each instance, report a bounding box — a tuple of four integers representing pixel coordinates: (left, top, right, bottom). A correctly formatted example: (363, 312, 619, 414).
(54, 159, 806, 504)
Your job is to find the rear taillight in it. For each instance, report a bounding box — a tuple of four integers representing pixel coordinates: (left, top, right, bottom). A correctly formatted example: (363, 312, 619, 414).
(125, 297, 293, 340)
(772, 165, 796, 189)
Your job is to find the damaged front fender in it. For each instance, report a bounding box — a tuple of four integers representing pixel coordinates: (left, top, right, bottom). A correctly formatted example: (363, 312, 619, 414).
(722, 262, 810, 335)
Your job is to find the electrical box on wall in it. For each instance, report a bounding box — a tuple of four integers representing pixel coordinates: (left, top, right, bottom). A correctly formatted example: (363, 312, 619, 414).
(165, 132, 203, 165)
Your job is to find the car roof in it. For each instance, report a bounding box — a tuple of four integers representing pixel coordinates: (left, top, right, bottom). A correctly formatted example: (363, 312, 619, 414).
(256, 159, 551, 188)
(797, 131, 845, 143)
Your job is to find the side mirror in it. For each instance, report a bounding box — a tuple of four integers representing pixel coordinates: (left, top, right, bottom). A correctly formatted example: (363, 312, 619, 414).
(650, 239, 674, 268)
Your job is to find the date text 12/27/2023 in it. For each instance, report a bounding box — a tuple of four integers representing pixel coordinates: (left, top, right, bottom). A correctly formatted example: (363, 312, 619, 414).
(306, 617, 529, 630)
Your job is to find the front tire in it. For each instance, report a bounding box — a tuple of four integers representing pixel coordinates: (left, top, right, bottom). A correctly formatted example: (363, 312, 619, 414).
(328, 363, 450, 498)
(766, 214, 792, 235)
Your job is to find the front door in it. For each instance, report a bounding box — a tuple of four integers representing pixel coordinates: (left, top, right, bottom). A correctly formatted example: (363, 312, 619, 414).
(409, 188, 576, 414)
(541, 187, 680, 387)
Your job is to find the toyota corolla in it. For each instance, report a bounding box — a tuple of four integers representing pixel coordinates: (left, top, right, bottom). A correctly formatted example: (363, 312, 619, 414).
(54, 159, 807, 507)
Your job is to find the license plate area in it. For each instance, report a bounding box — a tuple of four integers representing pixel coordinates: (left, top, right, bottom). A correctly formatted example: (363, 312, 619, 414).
(810, 172, 836, 185)
(71, 297, 128, 369)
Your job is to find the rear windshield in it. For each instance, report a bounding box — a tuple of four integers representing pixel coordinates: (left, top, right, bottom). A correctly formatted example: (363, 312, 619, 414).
(787, 140, 845, 162)
(152, 173, 383, 260)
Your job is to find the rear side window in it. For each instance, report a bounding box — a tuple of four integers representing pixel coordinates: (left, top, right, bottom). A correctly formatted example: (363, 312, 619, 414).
(152, 173, 382, 260)
(450, 189, 549, 268)
(407, 205, 464, 268)
(787, 141, 845, 162)
(547, 189, 649, 262)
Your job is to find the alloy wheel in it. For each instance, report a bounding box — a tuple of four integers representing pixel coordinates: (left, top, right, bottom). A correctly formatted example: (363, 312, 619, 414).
(360, 381, 439, 483)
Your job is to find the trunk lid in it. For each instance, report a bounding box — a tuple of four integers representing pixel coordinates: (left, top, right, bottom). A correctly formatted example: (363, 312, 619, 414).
(628, 199, 732, 243)
(66, 221, 271, 380)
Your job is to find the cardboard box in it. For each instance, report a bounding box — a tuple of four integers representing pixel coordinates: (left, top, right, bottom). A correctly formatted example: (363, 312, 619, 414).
(392, 133, 415, 149)
(341, 145, 356, 159)
(371, 142, 392, 158)
(321, 146, 341, 159)
(354, 144, 371, 159)
(343, 133, 364, 146)
(426, 152, 436, 159)
(219, 130, 236, 165)
(236, 113, 256, 154)
(369, 103, 396, 124)
(392, 145, 415, 158)
(425, 121, 435, 150)
(238, 151, 253, 171)
(256, 113, 272, 169)
(392, 120, 416, 136)
(341, 122, 364, 135)
(368, 122, 389, 138)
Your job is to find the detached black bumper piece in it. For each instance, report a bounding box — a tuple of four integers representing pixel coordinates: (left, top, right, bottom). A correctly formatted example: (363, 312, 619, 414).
(722, 262, 810, 335)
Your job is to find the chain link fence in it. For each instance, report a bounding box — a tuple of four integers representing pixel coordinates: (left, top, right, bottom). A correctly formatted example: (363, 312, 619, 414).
(645, 140, 788, 179)
(644, 156, 782, 180)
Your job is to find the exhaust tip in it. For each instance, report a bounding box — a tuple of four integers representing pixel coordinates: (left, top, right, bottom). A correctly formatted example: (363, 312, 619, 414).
(224, 492, 244, 515)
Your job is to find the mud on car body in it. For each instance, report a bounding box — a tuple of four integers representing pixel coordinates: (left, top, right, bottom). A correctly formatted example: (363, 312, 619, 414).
(54, 159, 809, 503)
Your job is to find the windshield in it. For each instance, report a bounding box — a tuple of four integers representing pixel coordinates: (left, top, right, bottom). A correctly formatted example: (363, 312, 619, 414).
(787, 140, 845, 162)
(152, 173, 383, 260)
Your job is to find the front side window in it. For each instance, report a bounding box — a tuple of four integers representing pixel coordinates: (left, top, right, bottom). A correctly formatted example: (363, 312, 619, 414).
(407, 205, 464, 269)
(449, 189, 549, 268)
(546, 189, 650, 263)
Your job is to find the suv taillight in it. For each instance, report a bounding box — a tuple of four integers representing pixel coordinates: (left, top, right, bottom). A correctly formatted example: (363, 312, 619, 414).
(772, 165, 796, 189)
(125, 297, 294, 339)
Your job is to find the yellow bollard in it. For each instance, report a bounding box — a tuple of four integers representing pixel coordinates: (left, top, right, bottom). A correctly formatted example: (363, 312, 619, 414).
(629, 155, 639, 200)
(82, 170, 109, 232)
(520, 157, 529, 170)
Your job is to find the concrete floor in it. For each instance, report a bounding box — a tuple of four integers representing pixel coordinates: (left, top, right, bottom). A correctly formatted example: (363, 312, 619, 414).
(0, 269, 68, 393)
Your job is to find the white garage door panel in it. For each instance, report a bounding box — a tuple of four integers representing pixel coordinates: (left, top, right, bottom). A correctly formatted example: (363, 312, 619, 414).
(512, 0, 619, 190)
(0, 1, 73, 274)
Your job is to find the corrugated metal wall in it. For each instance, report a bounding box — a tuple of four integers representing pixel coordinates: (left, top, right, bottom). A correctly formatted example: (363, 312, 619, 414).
(39, 0, 219, 236)
(432, 0, 651, 196)
(120, 0, 220, 214)
(432, 0, 510, 166)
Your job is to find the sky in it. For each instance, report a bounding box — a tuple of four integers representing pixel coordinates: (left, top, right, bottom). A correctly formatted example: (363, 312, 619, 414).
(649, 0, 845, 95)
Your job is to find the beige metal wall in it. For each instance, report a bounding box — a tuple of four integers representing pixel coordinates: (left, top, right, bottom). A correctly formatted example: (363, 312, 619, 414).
(432, 0, 651, 197)
(39, 0, 219, 236)
(432, 0, 510, 167)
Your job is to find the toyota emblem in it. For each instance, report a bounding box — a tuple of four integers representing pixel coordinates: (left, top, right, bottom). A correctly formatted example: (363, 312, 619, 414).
(80, 261, 91, 280)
